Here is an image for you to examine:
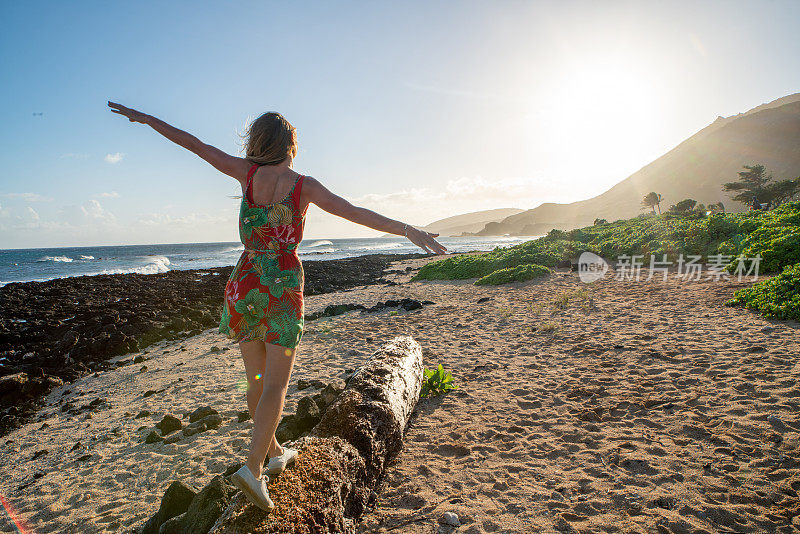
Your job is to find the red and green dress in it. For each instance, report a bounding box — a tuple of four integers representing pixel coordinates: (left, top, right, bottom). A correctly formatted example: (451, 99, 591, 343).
(218, 164, 308, 348)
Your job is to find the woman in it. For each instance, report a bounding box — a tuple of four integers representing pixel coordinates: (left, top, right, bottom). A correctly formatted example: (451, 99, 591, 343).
(108, 102, 447, 511)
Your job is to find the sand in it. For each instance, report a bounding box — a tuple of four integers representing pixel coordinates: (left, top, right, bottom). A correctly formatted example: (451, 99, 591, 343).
(1, 255, 798, 533)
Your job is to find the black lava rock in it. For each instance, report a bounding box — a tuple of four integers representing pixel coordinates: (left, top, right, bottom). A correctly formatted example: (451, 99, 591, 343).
(141, 480, 198, 534)
(156, 414, 182, 436)
(0, 252, 427, 436)
(188, 406, 218, 423)
(157, 476, 232, 534)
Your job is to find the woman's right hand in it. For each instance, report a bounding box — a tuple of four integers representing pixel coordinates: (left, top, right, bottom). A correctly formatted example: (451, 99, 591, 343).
(406, 226, 448, 255)
(108, 101, 150, 124)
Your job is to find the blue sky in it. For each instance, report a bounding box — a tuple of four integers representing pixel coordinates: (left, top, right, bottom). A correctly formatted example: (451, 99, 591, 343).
(1, 0, 799, 248)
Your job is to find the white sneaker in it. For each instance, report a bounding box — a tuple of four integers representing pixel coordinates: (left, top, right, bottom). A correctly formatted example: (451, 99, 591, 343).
(266, 446, 298, 475)
(230, 465, 274, 511)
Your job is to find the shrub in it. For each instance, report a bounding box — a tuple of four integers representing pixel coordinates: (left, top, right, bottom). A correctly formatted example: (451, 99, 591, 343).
(726, 201, 800, 272)
(412, 254, 496, 280)
(474, 263, 550, 285)
(420, 364, 458, 398)
(726, 263, 800, 320)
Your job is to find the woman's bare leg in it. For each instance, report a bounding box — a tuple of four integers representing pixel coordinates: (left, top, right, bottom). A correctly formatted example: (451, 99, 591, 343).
(242, 341, 297, 479)
(240, 341, 288, 468)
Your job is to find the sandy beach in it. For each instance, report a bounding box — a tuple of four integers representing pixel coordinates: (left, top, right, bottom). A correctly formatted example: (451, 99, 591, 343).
(1, 254, 798, 533)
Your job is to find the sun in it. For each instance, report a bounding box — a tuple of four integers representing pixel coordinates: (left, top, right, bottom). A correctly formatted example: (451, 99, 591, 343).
(524, 54, 664, 190)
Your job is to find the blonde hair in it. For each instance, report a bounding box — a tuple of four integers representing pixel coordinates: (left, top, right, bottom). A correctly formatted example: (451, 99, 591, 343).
(244, 112, 297, 165)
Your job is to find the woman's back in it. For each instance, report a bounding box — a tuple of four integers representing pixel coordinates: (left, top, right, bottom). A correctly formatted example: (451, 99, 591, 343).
(247, 167, 305, 209)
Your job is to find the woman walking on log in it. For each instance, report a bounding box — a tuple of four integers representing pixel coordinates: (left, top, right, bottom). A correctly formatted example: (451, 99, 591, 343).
(108, 102, 447, 511)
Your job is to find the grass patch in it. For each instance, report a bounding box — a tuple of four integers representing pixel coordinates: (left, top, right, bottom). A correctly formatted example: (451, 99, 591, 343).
(533, 321, 559, 334)
(474, 263, 551, 285)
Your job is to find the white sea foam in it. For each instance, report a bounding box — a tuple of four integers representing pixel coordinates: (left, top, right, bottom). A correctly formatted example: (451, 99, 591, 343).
(99, 256, 171, 275)
(361, 242, 406, 250)
(307, 240, 333, 247)
(79, 255, 95, 260)
(37, 255, 73, 263)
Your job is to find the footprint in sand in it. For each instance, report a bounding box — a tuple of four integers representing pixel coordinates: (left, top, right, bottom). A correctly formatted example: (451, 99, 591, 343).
(431, 443, 471, 457)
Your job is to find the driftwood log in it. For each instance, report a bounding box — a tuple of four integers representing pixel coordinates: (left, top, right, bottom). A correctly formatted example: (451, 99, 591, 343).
(208, 335, 423, 534)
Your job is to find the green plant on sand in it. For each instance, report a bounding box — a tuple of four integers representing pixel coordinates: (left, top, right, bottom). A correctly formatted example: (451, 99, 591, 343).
(420, 364, 458, 398)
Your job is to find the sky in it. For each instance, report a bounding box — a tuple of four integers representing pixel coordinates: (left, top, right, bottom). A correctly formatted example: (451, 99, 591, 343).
(1, 0, 799, 248)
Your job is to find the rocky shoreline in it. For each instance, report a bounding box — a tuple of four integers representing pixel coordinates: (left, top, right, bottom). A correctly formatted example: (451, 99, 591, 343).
(0, 252, 428, 436)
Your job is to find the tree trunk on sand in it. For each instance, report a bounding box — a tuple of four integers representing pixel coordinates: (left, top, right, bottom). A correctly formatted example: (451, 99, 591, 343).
(209, 335, 423, 534)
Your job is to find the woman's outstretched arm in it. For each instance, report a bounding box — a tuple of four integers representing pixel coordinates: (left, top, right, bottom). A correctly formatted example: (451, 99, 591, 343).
(303, 176, 448, 255)
(107, 101, 252, 182)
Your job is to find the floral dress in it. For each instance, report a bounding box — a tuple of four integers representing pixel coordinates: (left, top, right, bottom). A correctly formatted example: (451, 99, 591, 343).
(218, 164, 308, 348)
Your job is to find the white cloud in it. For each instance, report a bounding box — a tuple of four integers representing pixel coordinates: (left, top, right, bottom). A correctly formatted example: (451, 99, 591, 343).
(10, 205, 45, 230)
(104, 152, 125, 164)
(135, 212, 231, 228)
(97, 191, 120, 199)
(60, 199, 117, 226)
(2, 192, 53, 202)
(348, 176, 571, 209)
(0, 203, 10, 218)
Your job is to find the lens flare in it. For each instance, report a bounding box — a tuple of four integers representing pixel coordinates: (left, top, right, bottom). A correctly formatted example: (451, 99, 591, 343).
(284, 348, 291, 356)
(254, 374, 262, 380)
(0, 493, 31, 533)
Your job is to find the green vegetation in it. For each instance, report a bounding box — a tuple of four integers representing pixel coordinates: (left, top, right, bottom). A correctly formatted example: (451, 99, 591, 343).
(413, 201, 800, 285)
(668, 198, 706, 215)
(412, 163, 800, 318)
(717, 202, 800, 272)
(474, 263, 550, 285)
(420, 364, 458, 398)
(726, 263, 800, 320)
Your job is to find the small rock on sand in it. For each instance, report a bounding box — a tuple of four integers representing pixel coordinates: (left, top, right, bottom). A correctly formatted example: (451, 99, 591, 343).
(188, 406, 218, 423)
(439, 511, 460, 526)
(156, 414, 182, 436)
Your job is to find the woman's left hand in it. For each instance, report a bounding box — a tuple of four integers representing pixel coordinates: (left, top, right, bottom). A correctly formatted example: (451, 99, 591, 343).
(108, 101, 150, 124)
(407, 226, 448, 255)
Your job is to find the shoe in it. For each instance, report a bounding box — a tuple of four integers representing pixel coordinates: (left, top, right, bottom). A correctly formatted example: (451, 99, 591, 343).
(266, 445, 298, 475)
(230, 465, 274, 511)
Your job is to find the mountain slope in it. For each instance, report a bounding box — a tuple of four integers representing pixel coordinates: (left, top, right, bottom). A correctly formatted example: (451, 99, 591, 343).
(379, 207, 525, 237)
(468, 93, 800, 236)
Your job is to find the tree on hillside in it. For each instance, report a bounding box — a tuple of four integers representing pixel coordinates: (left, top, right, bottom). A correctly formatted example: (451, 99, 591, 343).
(765, 177, 800, 206)
(723, 164, 772, 206)
(708, 202, 726, 214)
(668, 199, 698, 215)
(641, 192, 663, 215)
(723, 164, 799, 208)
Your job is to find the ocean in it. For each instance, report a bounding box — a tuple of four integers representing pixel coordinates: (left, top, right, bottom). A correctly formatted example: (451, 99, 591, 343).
(0, 235, 540, 286)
